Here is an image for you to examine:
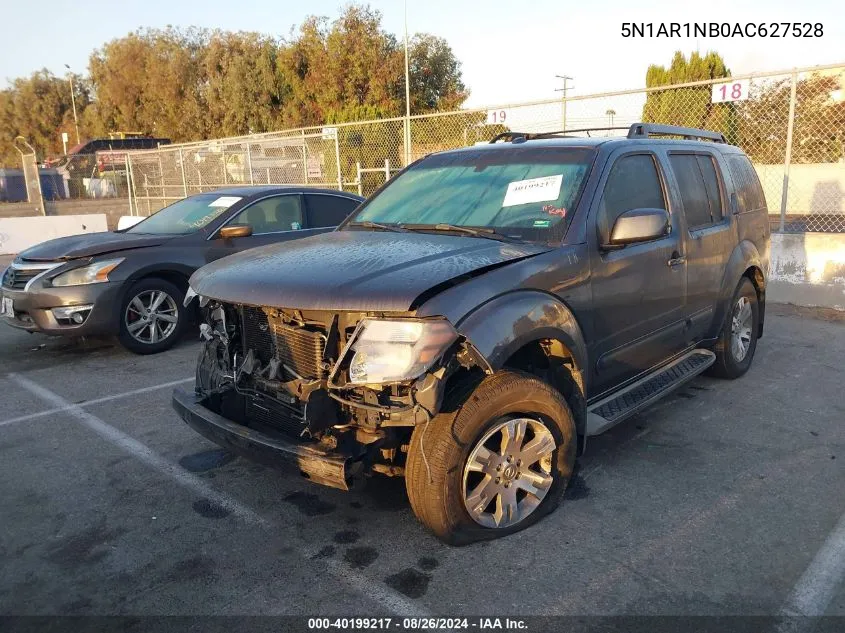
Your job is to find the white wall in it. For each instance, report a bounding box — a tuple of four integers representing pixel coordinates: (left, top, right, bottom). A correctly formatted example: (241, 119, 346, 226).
(0, 215, 108, 255)
(768, 232, 845, 310)
(755, 163, 845, 216)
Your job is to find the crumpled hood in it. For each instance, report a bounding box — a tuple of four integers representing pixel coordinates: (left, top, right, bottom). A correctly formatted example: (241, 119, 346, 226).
(19, 231, 173, 261)
(190, 230, 551, 312)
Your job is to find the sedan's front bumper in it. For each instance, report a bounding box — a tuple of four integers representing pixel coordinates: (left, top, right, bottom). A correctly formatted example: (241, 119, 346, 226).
(0, 281, 122, 336)
(172, 387, 357, 490)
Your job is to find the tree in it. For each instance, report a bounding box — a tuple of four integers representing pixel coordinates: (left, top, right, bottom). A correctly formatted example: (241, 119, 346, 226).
(280, 5, 405, 126)
(642, 51, 737, 142)
(408, 34, 468, 113)
(202, 31, 291, 136)
(88, 27, 208, 141)
(0, 3, 470, 167)
(740, 74, 844, 164)
(0, 69, 91, 166)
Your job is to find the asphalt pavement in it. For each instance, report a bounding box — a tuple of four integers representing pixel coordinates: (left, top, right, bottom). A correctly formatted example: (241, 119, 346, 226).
(1, 305, 844, 620)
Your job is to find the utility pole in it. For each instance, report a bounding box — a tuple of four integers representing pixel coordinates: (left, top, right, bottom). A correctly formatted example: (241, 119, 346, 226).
(554, 75, 573, 132)
(64, 64, 80, 145)
(403, 0, 412, 166)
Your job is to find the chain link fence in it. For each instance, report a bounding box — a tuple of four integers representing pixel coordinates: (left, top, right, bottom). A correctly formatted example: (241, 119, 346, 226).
(42, 153, 132, 200)
(128, 63, 844, 232)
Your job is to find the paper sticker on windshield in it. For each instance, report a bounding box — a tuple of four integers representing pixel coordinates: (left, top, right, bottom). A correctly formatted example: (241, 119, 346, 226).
(208, 196, 242, 208)
(502, 175, 563, 208)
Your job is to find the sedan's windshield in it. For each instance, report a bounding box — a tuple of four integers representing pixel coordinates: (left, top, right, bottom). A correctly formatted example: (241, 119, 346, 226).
(126, 194, 242, 235)
(349, 146, 596, 242)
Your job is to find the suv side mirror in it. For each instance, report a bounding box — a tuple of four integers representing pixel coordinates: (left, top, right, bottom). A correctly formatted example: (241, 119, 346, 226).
(218, 224, 253, 239)
(602, 208, 670, 249)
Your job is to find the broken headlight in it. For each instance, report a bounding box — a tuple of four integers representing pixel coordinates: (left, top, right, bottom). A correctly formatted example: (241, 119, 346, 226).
(340, 318, 458, 385)
(183, 286, 210, 308)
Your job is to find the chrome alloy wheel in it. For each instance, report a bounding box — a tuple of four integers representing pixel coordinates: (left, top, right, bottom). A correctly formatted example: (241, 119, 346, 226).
(462, 417, 556, 529)
(124, 290, 178, 344)
(730, 295, 753, 362)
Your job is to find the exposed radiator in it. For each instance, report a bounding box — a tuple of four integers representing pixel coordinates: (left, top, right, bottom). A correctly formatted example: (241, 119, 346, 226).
(241, 307, 326, 379)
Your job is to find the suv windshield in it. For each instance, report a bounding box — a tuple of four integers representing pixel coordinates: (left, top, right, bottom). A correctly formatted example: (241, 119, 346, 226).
(126, 194, 242, 235)
(348, 146, 596, 242)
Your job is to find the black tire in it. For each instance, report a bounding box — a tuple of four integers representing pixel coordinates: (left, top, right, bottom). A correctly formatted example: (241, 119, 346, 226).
(117, 278, 187, 355)
(707, 277, 759, 379)
(405, 370, 577, 545)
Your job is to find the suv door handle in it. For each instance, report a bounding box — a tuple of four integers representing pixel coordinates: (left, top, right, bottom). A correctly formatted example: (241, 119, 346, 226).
(667, 254, 686, 267)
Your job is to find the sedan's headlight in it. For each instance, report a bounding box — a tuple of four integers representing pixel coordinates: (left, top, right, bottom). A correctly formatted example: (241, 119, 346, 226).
(51, 258, 124, 287)
(344, 319, 458, 385)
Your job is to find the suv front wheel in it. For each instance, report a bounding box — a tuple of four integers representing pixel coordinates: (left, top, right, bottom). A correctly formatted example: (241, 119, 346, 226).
(405, 370, 576, 545)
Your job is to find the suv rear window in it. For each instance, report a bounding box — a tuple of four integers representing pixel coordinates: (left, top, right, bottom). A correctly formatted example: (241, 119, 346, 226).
(670, 154, 724, 229)
(728, 155, 767, 213)
(349, 147, 597, 243)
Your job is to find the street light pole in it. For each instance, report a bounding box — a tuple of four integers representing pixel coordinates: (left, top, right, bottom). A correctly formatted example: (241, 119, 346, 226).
(403, 0, 412, 166)
(554, 75, 573, 132)
(64, 64, 80, 145)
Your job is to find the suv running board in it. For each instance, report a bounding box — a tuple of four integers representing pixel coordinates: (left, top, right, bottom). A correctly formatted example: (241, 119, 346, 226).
(586, 349, 715, 436)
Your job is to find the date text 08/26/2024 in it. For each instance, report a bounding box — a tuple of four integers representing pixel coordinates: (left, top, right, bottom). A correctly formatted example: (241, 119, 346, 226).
(307, 617, 528, 630)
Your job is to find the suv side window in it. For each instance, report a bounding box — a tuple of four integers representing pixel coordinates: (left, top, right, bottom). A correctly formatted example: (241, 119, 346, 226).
(231, 195, 304, 234)
(728, 155, 766, 213)
(599, 154, 666, 235)
(669, 153, 724, 229)
(305, 194, 360, 228)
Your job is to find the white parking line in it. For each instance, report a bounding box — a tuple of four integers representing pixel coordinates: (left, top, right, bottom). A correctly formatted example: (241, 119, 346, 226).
(0, 377, 194, 428)
(779, 509, 845, 616)
(8, 372, 430, 618)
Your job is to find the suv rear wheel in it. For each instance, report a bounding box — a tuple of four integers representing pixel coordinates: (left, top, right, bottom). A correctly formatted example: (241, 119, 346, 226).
(405, 370, 576, 545)
(708, 277, 759, 379)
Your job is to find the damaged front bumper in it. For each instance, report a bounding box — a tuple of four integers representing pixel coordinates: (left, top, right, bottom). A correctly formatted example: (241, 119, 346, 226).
(172, 387, 361, 490)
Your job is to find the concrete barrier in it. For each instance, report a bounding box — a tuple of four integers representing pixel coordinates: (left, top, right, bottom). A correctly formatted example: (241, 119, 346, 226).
(0, 214, 108, 255)
(0, 198, 130, 231)
(116, 216, 144, 230)
(768, 232, 845, 310)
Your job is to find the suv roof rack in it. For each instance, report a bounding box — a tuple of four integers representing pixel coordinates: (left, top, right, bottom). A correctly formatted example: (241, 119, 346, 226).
(489, 127, 630, 144)
(627, 123, 726, 143)
(488, 123, 727, 144)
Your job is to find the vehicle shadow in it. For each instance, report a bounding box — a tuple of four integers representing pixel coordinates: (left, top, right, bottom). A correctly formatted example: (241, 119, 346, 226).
(0, 327, 200, 374)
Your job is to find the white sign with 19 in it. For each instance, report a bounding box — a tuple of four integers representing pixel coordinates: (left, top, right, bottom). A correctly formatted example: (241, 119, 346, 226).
(486, 109, 508, 125)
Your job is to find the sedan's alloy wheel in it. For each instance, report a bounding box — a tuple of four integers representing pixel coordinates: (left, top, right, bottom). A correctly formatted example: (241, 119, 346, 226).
(124, 290, 179, 344)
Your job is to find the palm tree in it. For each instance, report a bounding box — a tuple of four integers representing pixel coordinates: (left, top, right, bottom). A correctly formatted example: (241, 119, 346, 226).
(605, 109, 616, 127)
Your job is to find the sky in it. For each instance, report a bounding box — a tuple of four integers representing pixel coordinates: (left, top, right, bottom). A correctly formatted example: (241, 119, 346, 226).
(1, 0, 843, 110)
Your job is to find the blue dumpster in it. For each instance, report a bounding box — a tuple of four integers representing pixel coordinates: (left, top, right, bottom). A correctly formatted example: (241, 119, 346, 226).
(0, 168, 27, 202)
(0, 168, 67, 202)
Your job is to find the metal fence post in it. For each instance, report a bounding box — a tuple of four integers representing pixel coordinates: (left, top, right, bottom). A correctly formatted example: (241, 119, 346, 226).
(384, 159, 391, 184)
(14, 137, 45, 215)
(334, 133, 343, 191)
(404, 118, 412, 167)
(125, 155, 134, 217)
(779, 71, 798, 233)
(356, 162, 362, 197)
(246, 143, 254, 185)
(302, 130, 309, 185)
(179, 148, 188, 198)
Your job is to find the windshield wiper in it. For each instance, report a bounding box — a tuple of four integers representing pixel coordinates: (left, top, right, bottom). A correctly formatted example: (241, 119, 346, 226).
(400, 223, 524, 243)
(348, 221, 407, 233)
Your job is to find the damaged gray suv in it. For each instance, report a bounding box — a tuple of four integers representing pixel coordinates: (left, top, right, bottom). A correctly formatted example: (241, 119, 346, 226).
(172, 123, 771, 544)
